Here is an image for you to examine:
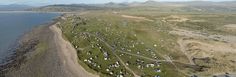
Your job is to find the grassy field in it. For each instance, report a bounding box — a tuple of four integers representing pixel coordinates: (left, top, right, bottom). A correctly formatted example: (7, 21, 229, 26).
(59, 11, 188, 77)
(59, 9, 236, 76)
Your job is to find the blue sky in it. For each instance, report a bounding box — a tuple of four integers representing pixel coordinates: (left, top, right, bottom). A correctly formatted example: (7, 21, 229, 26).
(0, 0, 234, 5)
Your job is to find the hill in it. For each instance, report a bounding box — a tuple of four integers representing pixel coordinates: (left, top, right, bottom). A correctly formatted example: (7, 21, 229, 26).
(30, 1, 236, 13)
(0, 4, 32, 11)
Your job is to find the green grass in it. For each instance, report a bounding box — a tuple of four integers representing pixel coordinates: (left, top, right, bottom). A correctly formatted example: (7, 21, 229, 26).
(59, 11, 187, 77)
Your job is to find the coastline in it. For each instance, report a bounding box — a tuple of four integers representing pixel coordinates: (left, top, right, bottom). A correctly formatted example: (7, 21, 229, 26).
(0, 16, 60, 76)
(49, 22, 98, 77)
(0, 13, 98, 77)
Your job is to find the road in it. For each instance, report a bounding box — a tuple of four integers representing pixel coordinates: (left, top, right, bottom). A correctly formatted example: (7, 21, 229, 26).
(117, 50, 171, 62)
(83, 32, 140, 77)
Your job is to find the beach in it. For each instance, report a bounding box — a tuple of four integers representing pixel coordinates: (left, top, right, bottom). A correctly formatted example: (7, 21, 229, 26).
(1, 15, 98, 77)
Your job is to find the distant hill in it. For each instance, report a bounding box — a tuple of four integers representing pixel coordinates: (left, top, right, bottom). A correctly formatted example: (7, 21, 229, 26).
(0, 4, 32, 11)
(30, 1, 236, 13)
(128, 1, 236, 13)
(28, 4, 100, 12)
(29, 3, 129, 12)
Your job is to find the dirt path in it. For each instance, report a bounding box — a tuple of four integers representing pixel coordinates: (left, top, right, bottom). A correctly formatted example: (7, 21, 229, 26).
(50, 24, 98, 77)
(177, 38, 195, 65)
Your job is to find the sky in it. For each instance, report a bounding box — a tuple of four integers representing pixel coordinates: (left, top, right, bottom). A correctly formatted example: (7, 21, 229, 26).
(0, 0, 235, 5)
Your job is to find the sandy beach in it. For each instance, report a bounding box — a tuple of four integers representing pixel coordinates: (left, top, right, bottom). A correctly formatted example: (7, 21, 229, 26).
(49, 23, 98, 77)
(1, 17, 98, 77)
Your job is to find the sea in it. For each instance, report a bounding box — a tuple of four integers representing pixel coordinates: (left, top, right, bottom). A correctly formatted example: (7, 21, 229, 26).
(0, 12, 60, 64)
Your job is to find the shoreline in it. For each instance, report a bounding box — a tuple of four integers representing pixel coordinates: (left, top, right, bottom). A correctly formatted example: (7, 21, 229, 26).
(0, 12, 63, 65)
(0, 17, 60, 76)
(0, 13, 61, 65)
(0, 14, 61, 75)
(0, 13, 98, 77)
(49, 21, 98, 77)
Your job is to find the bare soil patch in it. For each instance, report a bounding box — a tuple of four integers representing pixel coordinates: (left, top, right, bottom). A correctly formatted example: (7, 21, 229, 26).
(171, 27, 236, 76)
(165, 15, 189, 22)
(121, 15, 154, 22)
(223, 24, 236, 32)
(224, 24, 236, 29)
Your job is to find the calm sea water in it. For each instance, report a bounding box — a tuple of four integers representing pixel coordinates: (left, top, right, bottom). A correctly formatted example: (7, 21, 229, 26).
(0, 12, 60, 63)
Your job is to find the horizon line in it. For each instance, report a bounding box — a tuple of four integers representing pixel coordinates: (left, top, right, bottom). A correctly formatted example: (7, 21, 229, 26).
(1, 0, 235, 6)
